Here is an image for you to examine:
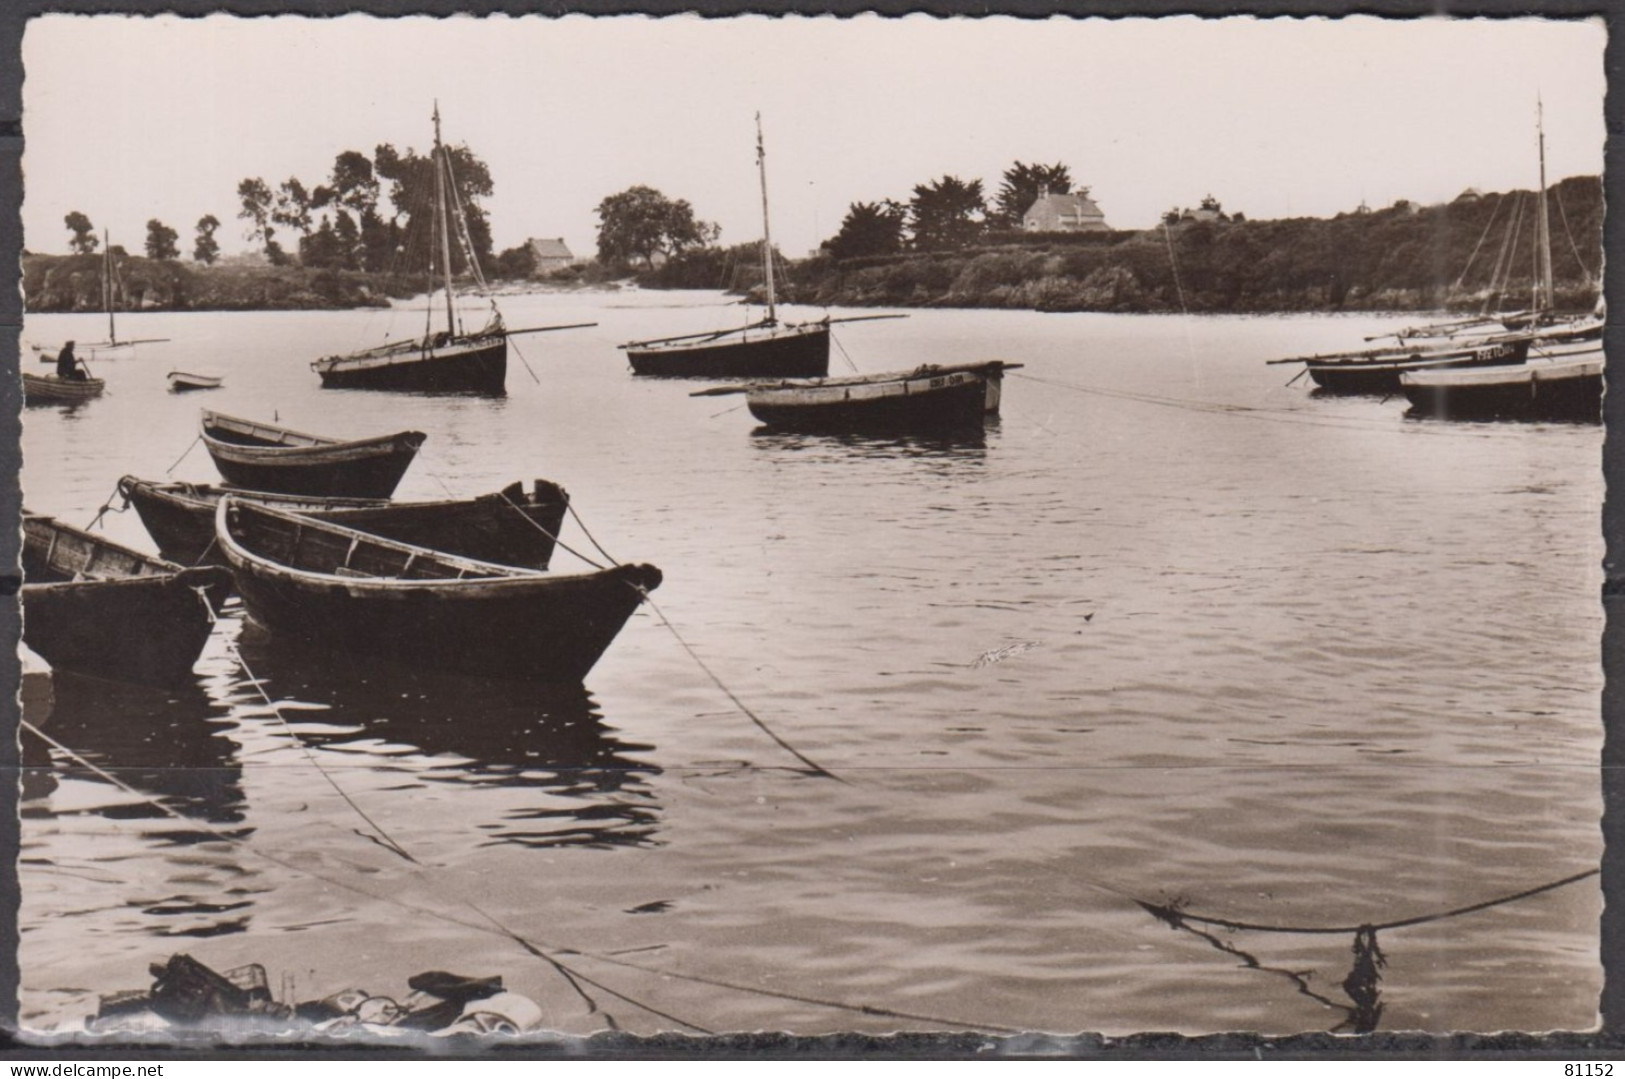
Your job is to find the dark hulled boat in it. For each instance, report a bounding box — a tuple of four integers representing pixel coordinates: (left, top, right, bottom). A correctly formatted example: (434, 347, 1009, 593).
(699, 360, 1021, 432)
(1399, 341, 1602, 423)
(1301, 336, 1532, 395)
(625, 319, 830, 380)
(199, 410, 426, 498)
(21, 513, 232, 686)
(622, 114, 831, 380)
(216, 498, 662, 683)
(118, 475, 569, 570)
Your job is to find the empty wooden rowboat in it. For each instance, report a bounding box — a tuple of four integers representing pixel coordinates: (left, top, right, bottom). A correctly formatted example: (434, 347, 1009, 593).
(199, 410, 426, 498)
(695, 360, 1022, 432)
(215, 498, 662, 683)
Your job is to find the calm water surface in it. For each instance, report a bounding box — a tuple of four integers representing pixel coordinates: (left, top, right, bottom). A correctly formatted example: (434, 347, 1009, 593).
(17, 293, 1603, 1036)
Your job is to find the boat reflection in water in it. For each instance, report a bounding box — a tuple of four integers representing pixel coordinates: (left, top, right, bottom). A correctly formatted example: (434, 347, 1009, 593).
(748, 422, 993, 460)
(20, 669, 257, 941)
(234, 628, 663, 851)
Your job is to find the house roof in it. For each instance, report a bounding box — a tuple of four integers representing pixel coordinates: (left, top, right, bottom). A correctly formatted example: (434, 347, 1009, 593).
(1025, 192, 1104, 218)
(528, 237, 574, 259)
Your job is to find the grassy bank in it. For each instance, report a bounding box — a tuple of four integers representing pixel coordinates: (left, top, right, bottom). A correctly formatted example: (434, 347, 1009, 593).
(22, 254, 429, 313)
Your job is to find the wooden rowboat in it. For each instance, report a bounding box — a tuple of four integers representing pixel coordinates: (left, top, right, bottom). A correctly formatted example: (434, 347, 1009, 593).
(22, 513, 232, 686)
(168, 370, 222, 392)
(23, 372, 105, 405)
(200, 410, 426, 498)
(696, 360, 1022, 432)
(118, 475, 569, 571)
(216, 498, 662, 683)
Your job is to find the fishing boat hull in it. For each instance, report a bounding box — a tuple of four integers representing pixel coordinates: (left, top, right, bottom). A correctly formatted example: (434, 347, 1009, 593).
(1305, 339, 1530, 395)
(21, 514, 232, 686)
(314, 335, 507, 394)
(119, 476, 569, 570)
(23, 373, 105, 404)
(743, 361, 1015, 432)
(1400, 351, 1603, 423)
(168, 371, 222, 392)
(200, 411, 427, 499)
(217, 499, 661, 684)
(628, 323, 829, 379)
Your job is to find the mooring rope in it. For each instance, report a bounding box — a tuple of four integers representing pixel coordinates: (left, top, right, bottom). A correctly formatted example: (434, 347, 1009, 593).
(831, 329, 862, 375)
(496, 490, 606, 571)
(165, 434, 201, 476)
(565, 502, 621, 568)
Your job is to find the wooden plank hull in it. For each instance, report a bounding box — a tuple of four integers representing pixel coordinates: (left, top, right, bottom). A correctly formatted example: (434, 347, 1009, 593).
(23, 373, 104, 404)
(201, 413, 426, 498)
(1306, 339, 1530, 395)
(21, 514, 231, 686)
(744, 362, 1010, 432)
(629, 324, 829, 379)
(314, 336, 507, 394)
(119, 476, 568, 571)
(218, 499, 662, 684)
(1400, 353, 1603, 423)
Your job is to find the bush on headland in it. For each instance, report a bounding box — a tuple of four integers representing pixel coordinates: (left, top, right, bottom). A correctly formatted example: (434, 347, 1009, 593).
(21, 254, 426, 313)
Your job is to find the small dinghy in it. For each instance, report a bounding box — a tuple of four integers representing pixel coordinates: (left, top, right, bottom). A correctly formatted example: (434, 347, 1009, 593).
(23, 372, 105, 405)
(21, 513, 232, 686)
(118, 475, 569, 571)
(696, 360, 1022, 432)
(199, 410, 426, 498)
(216, 498, 662, 683)
(168, 371, 222, 392)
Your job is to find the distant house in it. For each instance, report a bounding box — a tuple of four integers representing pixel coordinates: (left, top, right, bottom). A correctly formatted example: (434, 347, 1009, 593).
(526, 237, 576, 275)
(1455, 187, 1484, 203)
(1022, 187, 1109, 232)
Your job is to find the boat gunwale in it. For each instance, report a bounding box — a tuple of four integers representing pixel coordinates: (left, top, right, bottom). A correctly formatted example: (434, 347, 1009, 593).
(1399, 353, 1604, 389)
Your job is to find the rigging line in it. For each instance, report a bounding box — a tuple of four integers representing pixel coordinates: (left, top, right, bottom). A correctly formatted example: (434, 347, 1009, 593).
(1483, 193, 1525, 315)
(497, 490, 606, 571)
(164, 434, 201, 476)
(1552, 183, 1596, 287)
(197, 594, 418, 865)
(830, 329, 862, 375)
(1005, 371, 1518, 440)
(21, 716, 979, 1034)
(570, 949, 1023, 1034)
(634, 588, 845, 784)
(1135, 866, 1597, 937)
(508, 336, 543, 385)
(464, 903, 715, 1036)
(1451, 195, 1505, 296)
(564, 502, 621, 568)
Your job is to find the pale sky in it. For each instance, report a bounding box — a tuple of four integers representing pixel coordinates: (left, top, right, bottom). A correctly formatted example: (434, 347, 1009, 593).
(20, 14, 1607, 262)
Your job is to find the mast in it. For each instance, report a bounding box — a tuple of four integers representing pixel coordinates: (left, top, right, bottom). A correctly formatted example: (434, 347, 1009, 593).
(1535, 97, 1555, 312)
(103, 229, 115, 344)
(755, 113, 777, 324)
(433, 102, 458, 337)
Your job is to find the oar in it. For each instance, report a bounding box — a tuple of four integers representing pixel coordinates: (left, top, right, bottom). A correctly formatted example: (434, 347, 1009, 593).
(504, 321, 598, 336)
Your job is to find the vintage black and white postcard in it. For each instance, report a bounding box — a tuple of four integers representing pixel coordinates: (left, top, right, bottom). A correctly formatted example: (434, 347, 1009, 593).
(9, 11, 1609, 1047)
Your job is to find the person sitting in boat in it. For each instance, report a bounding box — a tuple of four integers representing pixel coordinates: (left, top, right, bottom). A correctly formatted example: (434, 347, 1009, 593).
(55, 341, 87, 381)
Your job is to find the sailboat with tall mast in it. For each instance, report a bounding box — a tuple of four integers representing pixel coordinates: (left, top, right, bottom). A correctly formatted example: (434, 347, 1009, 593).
(313, 104, 593, 395)
(29, 231, 168, 364)
(1401, 100, 1603, 422)
(620, 116, 848, 379)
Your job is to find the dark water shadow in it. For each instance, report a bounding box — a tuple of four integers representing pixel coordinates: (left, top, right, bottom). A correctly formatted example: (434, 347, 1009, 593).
(748, 424, 991, 460)
(234, 631, 663, 850)
(20, 670, 258, 941)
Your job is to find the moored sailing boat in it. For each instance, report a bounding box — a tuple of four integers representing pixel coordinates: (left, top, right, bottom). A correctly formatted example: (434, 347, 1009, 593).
(28, 231, 169, 364)
(312, 105, 593, 394)
(623, 116, 894, 379)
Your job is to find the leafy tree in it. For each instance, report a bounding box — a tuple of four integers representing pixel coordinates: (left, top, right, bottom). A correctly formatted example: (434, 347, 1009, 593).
(237, 177, 282, 263)
(374, 141, 496, 275)
(993, 162, 1074, 228)
(299, 218, 346, 270)
(193, 214, 221, 264)
(824, 200, 906, 260)
(273, 177, 314, 240)
(908, 175, 986, 251)
(495, 243, 539, 280)
(64, 211, 98, 255)
(594, 185, 718, 269)
(144, 219, 180, 261)
(327, 150, 379, 216)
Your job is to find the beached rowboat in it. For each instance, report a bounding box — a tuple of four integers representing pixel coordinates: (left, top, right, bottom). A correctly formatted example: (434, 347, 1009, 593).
(199, 410, 426, 498)
(216, 498, 662, 683)
(22, 513, 232, 686)
(118, 475, 569, 571)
